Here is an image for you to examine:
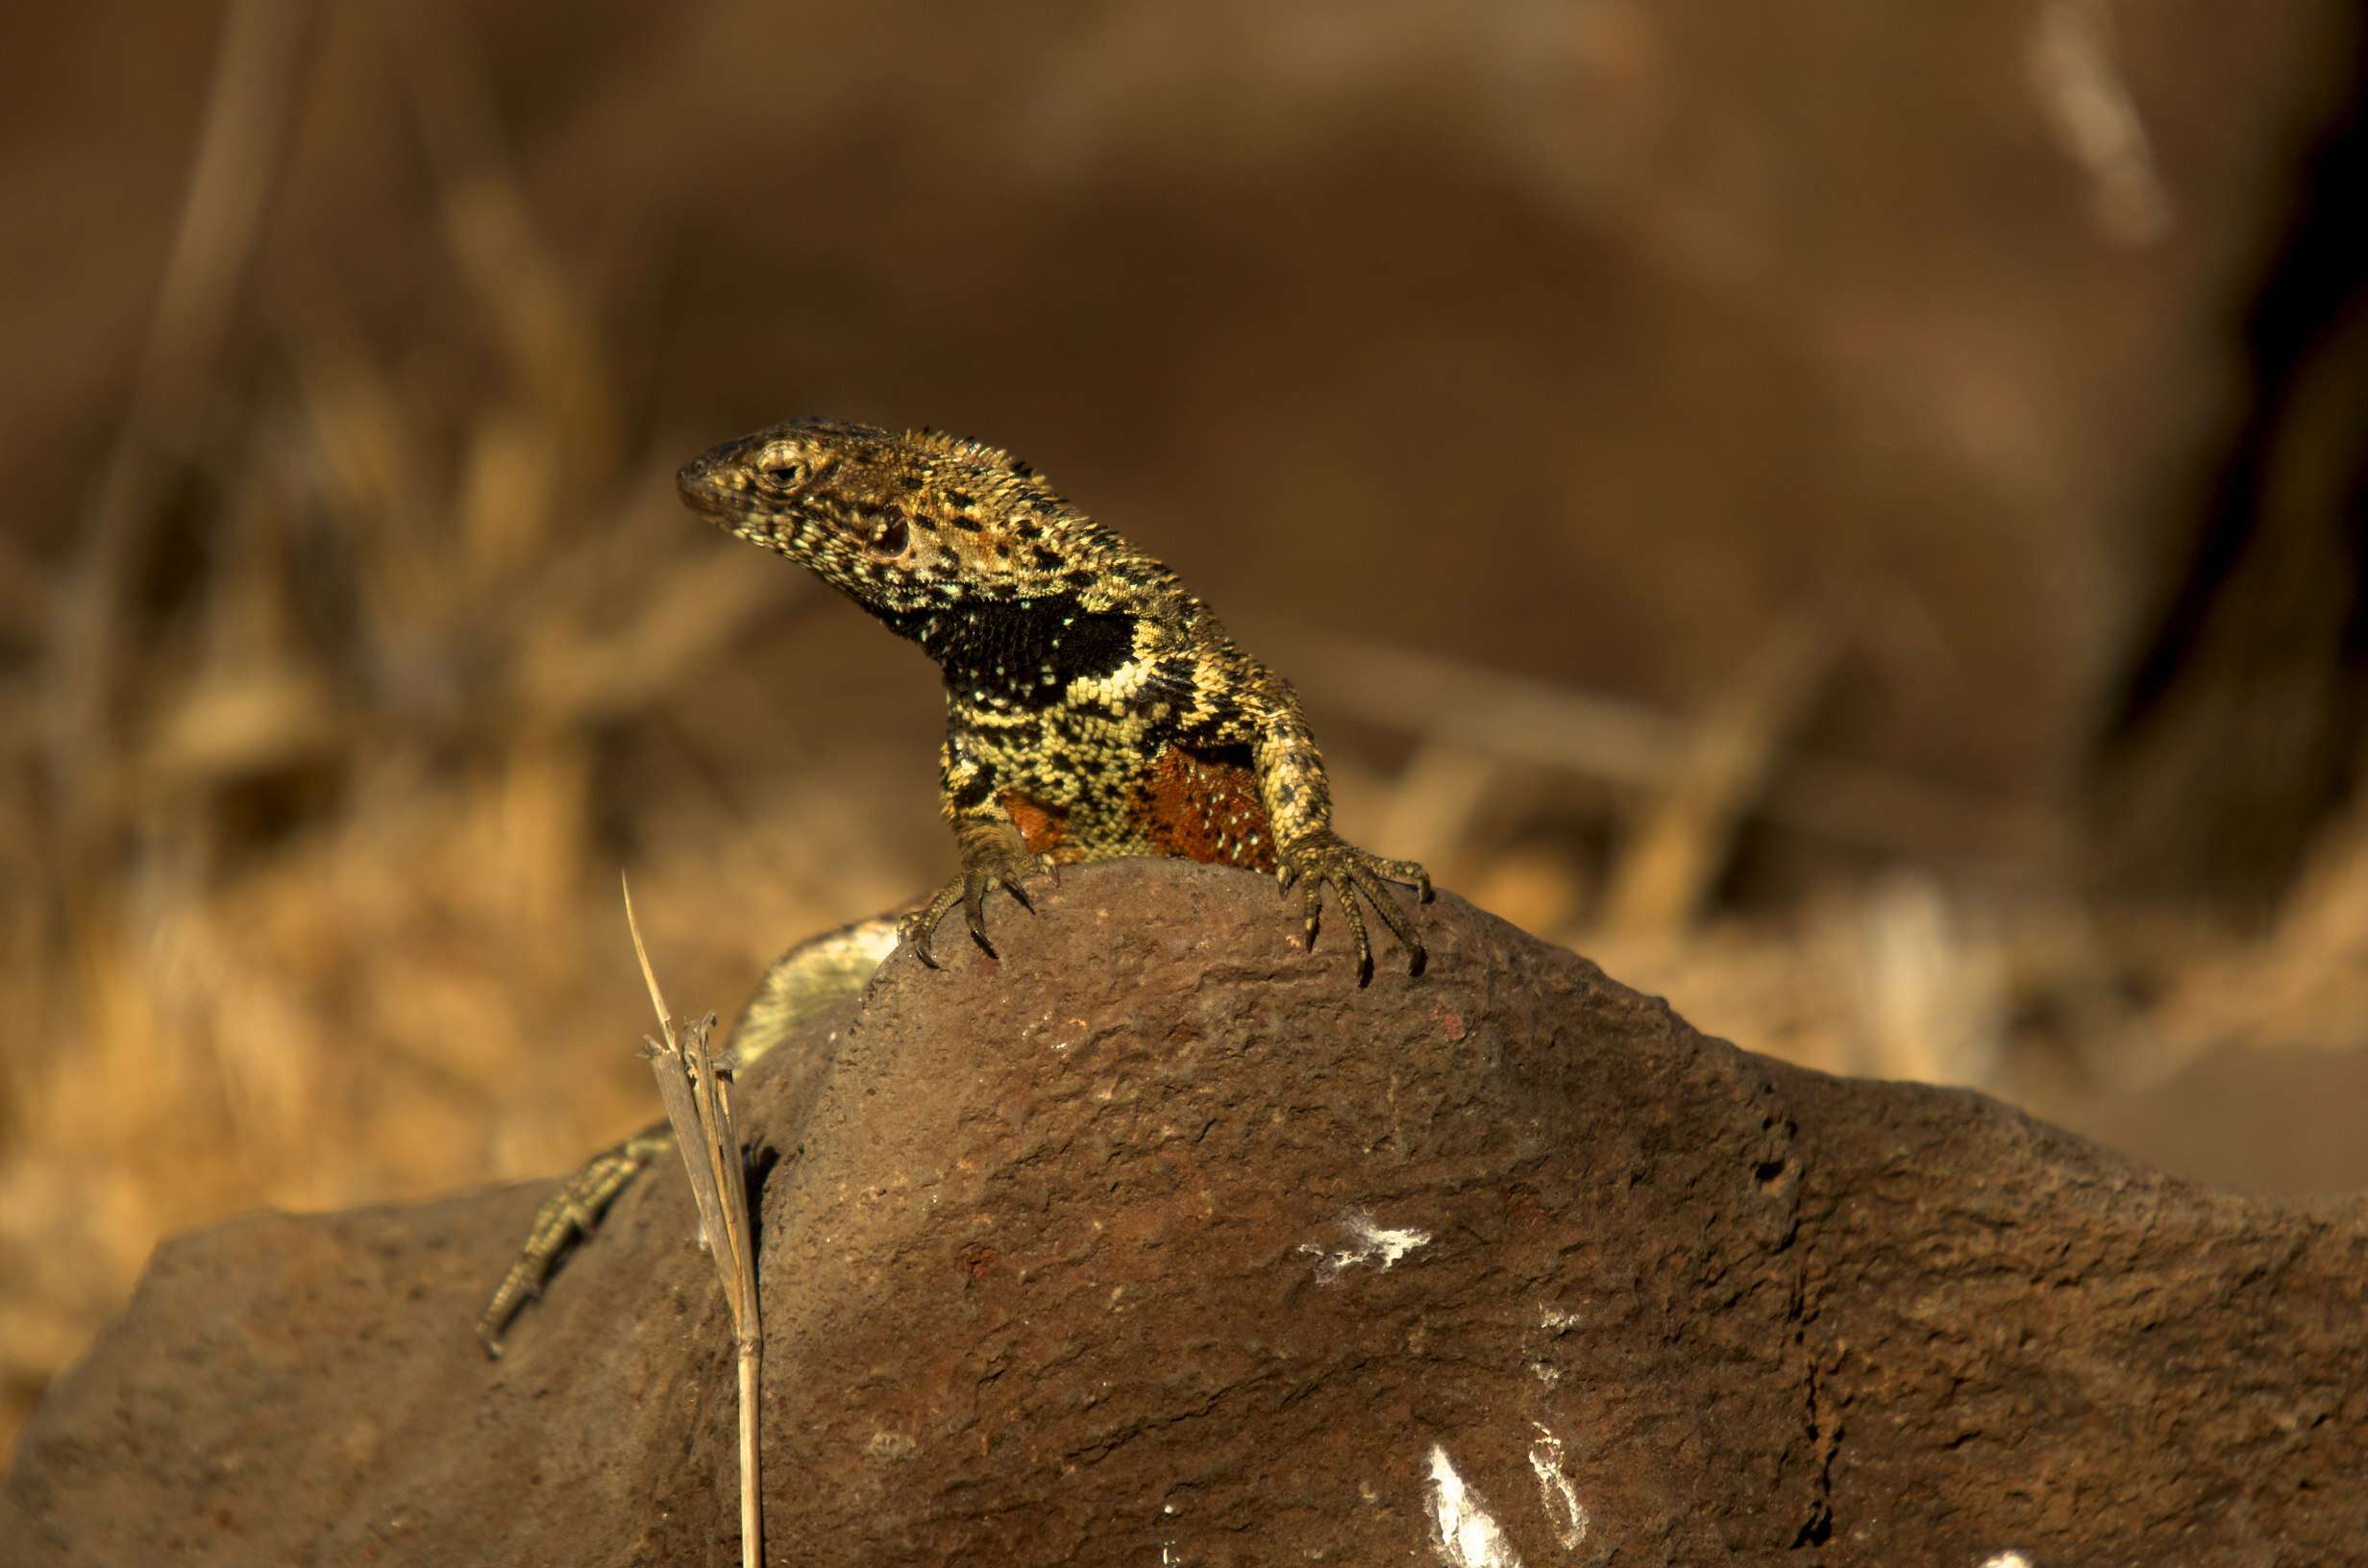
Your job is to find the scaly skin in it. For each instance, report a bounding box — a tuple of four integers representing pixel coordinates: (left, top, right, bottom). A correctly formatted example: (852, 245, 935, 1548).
(677, 416, 1432, 978)
(477, 918, 901, 1355)
(478, 420, 1430, 1353)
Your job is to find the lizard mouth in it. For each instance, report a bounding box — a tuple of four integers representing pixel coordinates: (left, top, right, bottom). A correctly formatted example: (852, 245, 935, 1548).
(678, 446, 815, 556)
(676, 456, 747, 519)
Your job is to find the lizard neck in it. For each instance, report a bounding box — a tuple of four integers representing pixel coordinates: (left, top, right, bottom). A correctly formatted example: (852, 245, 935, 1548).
(883, 596, 1142, 710)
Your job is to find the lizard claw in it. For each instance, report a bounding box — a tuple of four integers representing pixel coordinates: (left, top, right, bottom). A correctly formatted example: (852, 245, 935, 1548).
(899, 895, 951, 968)
(1277, 831, 1429, 985)
(961, 869, 1005, 957)
(902, 834, 1050, 968)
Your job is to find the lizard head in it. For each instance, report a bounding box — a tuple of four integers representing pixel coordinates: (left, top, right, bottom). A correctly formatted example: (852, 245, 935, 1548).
(678, 418, 1150, 618)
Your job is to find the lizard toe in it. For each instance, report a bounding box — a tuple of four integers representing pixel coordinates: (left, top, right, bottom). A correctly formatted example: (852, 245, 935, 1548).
(1348, 865, 1426, 976)
(961, 875, 1000, 957)
(1279, 833, 1429, 983)
(898, 892, 960, 968)
(1331, 876, 1376, 987)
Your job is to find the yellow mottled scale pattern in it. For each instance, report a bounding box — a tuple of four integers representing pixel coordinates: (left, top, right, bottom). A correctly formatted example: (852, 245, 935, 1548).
(478, 420, 1437, 1353)
(678, 416, 1431, 984)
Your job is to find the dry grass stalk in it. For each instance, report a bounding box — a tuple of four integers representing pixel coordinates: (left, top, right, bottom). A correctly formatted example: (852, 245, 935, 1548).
(1267, 625, 2069, 870)
(7, 8, 2360, 1473)
(623, 878, 763, 1568)
(0, 12, 845, 1461)
(46, 0, 310, 846)
(1602, 609, 1839, 936)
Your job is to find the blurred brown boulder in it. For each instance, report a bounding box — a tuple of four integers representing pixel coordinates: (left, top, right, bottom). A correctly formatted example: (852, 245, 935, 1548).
(14, 1, 2362, 865)
(7, 860, 2361, 1564)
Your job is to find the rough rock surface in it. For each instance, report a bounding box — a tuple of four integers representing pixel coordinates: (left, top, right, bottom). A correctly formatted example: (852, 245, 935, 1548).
(7, 859, 2362, 1565)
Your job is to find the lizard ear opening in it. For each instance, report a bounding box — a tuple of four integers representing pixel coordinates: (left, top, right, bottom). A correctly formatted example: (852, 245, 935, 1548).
(869, 511, 911, 555)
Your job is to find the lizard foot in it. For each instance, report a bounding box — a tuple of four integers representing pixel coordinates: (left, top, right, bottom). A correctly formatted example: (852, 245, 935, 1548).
(901, 834, 1055, 968)
(1278, 830, 1433, 986)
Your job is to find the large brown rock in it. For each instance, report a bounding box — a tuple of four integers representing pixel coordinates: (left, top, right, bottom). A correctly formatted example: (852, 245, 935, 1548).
(7, 859, 2362, 1564)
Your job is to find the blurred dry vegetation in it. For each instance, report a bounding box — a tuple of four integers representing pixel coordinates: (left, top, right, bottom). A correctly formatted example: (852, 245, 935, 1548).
(4, 0, 2365, 1460)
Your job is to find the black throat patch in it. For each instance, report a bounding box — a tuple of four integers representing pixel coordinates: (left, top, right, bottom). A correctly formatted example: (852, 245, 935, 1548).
(885, 596, 1140, 710)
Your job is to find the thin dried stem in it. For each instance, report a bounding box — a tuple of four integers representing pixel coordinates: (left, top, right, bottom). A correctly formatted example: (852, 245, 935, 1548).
(1604, 610, 1839, 935)
(1261, 625, 2068, 870)
(622, 879, 762, 1567)
(623, 873, 675, 1040)
(46, 0, 310, 830)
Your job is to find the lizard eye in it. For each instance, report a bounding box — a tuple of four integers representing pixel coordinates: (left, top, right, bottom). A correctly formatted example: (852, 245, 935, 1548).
(870, 511, 910, 555)
(756, 460, 804, 489)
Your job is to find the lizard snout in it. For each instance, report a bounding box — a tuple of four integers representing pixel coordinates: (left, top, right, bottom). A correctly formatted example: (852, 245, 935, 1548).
(676, 447, 749, 516)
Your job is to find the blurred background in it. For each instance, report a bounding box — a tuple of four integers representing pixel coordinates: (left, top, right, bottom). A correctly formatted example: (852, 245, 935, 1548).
(5, 0, 2364, 1460)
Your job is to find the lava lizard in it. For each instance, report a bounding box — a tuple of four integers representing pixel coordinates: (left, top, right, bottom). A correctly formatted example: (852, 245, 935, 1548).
(477, 417, 1430, 1352)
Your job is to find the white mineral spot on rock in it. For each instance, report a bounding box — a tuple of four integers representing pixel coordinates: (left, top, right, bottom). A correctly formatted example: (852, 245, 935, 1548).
(1979, 1556, 2035, 1568)
(1300, 1211, 1432, 1283)
(1526, 1424, 1589, 1552)
(1426, 1445, 1524, 1568)
(864, 1430, 917, 1460)
(1539, 1305, 1580, 1332)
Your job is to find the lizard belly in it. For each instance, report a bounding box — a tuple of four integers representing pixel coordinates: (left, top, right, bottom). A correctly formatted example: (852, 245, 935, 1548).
(989, 748, 1278, 876)
(999, 790, 1079, 861)
(1134, 743, 1276, 871)
(996, 742, 1274, 871)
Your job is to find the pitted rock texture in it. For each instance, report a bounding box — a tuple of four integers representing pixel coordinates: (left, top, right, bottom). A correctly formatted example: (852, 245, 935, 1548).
(6, 858, 2363, 1565)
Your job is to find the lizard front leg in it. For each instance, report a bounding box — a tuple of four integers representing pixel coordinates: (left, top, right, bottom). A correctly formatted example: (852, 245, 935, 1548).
(902, 731, 1055, 967)
(1250, 679, 1433, 984)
